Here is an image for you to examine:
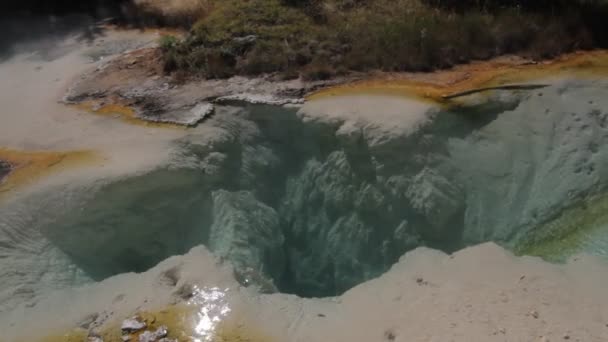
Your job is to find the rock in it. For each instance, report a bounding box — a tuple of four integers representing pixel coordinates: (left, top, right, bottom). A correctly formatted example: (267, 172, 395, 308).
(121, 316, 146, 333)
(233, 267, 278, 294)
(138, 325, 168, 342)
(384, 329, 396, 341)
(78, 313, 99, 329)
(214, 93, 304, 106)
(232, 35, 257, 45)
(0, 160, 12, 183)
(230, 35, 258, 54)
(405, 167, 464, 238)
(87, 328, 103, 342)
(208, 190, 284, 292)
(87, 329, 104, 342)
(61, 45, 353, 127)
(137, 102, 214, 126)
(200, 152, 229, 183)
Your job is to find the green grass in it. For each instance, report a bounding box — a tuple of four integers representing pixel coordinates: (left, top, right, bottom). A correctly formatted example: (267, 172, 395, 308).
(159, 0, 608, 79)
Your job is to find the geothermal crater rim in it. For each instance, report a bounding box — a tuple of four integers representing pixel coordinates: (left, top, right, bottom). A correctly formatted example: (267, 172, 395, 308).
(4, 82, 608, 299)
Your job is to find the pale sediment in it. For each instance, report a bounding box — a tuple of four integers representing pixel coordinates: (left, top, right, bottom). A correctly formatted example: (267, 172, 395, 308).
(5, 243, 608, 342)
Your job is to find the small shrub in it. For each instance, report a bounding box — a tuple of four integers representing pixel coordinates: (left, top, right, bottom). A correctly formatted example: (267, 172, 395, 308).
(238, 40, 292, 75)
(159, 0, 608, 78)
(159, 35, 179, 51)
(301, 61, 335, 80)
(131, 0, 214, 27)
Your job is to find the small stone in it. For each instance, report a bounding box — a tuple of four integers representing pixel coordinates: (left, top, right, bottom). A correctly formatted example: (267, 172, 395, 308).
(563, 335, 570, 340)
(121, 316, 147, 333)
(384, 329, 396, 341)
(233, 35, 257, 45)
(529, 310, 540, 319)
(138, 325, 168, 342)
(121, 336, 131, 342)
(78, 313, 99, 329)
(88, 337, 103, 342)
(416, 277, 429, 286)
(89, 328, 102, 336)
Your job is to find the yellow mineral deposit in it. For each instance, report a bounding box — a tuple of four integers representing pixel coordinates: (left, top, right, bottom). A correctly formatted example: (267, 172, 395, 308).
(0, 148, 98, 194)
(74, 101, 184, 129)
(36, 304, 271, 342)
(308, 50, 608, 105)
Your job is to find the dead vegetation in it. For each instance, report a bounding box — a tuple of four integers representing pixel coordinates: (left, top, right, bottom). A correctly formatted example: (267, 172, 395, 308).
(140, 0, 608, 80)
(128, 0, 214, 26)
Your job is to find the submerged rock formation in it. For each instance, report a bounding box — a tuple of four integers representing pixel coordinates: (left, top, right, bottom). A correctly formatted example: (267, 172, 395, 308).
(2, 23, 608, 339)
(2, 78, 608, 309)
(209, 189, 284, 292)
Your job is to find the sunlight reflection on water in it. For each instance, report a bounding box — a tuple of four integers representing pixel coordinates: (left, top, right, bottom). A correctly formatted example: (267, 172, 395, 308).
(188, 286, 232, 342)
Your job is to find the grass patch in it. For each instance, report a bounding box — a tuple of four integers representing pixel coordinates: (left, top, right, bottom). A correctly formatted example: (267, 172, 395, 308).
(159, 0, 608, 78)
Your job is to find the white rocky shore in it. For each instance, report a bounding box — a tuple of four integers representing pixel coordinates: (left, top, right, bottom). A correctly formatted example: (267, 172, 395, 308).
(2, 243, 608, 341)
(61, 44, 351, 127)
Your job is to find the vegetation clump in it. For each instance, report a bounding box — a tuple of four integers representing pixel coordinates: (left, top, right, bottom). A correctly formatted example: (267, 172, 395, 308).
(159, 0, 608, 79)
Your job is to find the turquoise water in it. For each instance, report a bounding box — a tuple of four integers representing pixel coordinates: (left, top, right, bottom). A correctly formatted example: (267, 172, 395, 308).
(3, 81, 608, 299)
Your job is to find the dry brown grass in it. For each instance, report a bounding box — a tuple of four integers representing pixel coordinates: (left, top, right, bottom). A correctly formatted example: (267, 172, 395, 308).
(158, 0, 608, 78)
(131, 0, 214, 26)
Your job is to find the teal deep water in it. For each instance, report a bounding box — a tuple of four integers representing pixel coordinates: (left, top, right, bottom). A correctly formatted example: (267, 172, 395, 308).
(3, 80, 608, 299)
